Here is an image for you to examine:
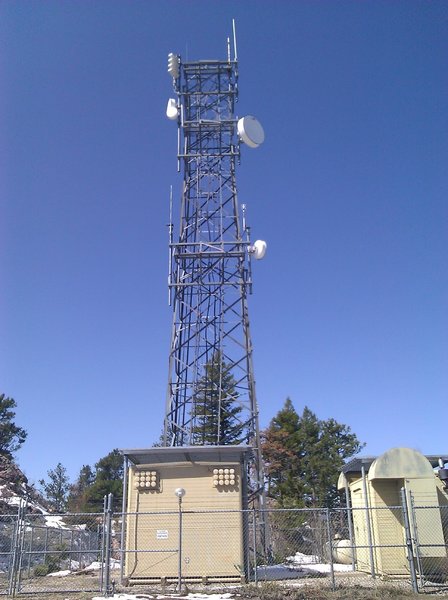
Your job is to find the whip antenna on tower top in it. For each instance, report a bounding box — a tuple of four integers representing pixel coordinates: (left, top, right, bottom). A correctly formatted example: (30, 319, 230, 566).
(232, 18, 238, 61)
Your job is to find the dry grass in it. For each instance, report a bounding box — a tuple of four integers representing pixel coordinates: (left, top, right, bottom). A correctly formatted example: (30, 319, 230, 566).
(233, 582, 448, 600)
(6, 579, 448, 600)
(12, 587, 448, 600)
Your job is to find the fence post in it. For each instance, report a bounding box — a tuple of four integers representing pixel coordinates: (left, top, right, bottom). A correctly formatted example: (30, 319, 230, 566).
(8, 499, 26, 597)
(252, 507, 258, 586)
(102, 493, 114, 597)
(400, 487, 418, 593)
(99, 497, 107, 592)
(361, 465, 376, 578)
(119, 455, 129, 584)
(8, 505, 20, 597)
(326, 509, 336, 591)
(408, 491, 425, 589)
(343, 477, 356, 572)
(69, 528, 74, 571)
(27, 525, 34, 578)
(15, 504, 26, 594)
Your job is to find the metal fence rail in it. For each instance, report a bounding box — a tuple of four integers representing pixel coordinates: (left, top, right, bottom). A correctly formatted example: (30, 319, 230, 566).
(1, 494, 447, 597)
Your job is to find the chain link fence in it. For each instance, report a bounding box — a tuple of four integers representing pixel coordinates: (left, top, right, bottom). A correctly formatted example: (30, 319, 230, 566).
(0, 502, 109, 596)
(1, 495, 447, 597)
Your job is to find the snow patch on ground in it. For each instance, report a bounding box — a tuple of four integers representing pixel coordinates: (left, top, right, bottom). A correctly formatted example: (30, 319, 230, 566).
(57, 552, 353, 598)
(290, 551, 353, 572)
(256, 551, 353, 580)
(43, 559, 120, 577)
(47, 569, 71, 577)
(43, 515, 68, 529)
(3, 493, 53, 517)
(84, 559, 121, 571)
(42, 513, 86, 530)
(4, 496, 22, 506)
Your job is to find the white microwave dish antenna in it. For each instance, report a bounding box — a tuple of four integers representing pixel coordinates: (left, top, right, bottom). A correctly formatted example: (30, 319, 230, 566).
(249, 239, 267, 260)
(237, 115, 265, 148)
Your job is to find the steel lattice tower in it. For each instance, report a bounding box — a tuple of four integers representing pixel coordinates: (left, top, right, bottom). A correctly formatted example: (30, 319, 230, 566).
(164, 35, 265, 498)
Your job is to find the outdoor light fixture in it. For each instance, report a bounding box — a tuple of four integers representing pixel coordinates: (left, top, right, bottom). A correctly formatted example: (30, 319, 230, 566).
(174, 487, 186, 498)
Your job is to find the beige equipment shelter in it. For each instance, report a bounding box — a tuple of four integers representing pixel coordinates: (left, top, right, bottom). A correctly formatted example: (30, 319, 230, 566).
(339, 448, 448, 579)
(121, 446, 252, 584)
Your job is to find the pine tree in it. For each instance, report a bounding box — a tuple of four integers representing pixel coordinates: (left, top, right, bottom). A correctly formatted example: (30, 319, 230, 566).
(314, 416, 365, 506)
(67, 465, 95, 512)
(95, 448, 123, 481)
(260, 398, 302, 504)
(261, 399, 364, 508)
(83, 449, 123, 512)
(39, 463, 70, 513)
(0, 394, 27, 459)
(191, 351, 246, 445)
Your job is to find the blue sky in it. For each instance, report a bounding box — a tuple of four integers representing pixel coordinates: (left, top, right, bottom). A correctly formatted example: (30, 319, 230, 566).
(1, 1, 447, 486)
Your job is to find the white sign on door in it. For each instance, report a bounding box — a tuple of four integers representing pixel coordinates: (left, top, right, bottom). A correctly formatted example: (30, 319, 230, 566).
(156, 530, 169, 540)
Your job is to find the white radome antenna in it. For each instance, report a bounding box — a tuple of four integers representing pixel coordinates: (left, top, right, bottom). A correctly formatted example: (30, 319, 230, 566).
(166, 98, 178, 120)
(237, 115, 265, 148)
(249, 239, 267, 260)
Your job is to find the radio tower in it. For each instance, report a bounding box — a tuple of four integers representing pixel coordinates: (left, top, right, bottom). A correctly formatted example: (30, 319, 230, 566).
(164, 24, 267, 499)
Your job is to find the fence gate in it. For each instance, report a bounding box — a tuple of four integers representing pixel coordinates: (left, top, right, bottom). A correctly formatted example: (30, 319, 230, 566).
(0, 498, 113, 597)
(408, 499, 448, 592)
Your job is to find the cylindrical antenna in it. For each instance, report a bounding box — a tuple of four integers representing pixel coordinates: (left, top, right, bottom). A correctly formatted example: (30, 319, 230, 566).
(168, 186, 174, 306)
(227, 37, 231, 63)
(177, 120, 181, 173)
(241, 203, 247, 233)
(232, 19, 238, 62)
(178, 103, 184, 173)
(247, 229, 253, 295)
(169, 185, 173, 233)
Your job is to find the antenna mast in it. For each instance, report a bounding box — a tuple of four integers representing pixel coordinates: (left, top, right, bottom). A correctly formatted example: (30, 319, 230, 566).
(164, 27, 266, 504)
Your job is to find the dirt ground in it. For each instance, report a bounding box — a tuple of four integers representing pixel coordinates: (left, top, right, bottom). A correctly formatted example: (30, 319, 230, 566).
(240, 583, 448, 600)
(4, 571, 448, 600)
(8, 585, 448, 600)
